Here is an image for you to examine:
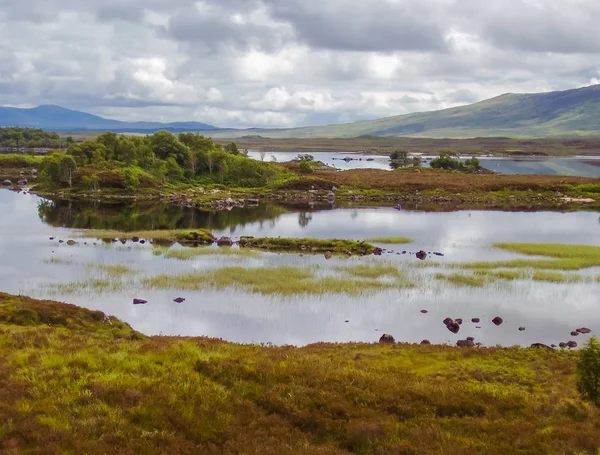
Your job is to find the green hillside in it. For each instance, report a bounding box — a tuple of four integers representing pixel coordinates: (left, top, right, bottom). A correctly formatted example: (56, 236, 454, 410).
(209, 85, 600, 139)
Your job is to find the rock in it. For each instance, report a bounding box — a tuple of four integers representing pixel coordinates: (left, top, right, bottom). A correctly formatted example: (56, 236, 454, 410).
(420, 309, 428, 314)
(49, 237, 54, 240)
(416, 250, 427, 260)
(578, 328, 592, 334)
(173, 297, 185, 303)
(571, 331, 580, 337)
(2, 179, 12, 186)
(247, 199, 260, 206)
(471, 318, 480, 323)
(131, 236, 140, 243)
(530, 343, 553, 349)
(420, 340, 431, 345)
(133, 298, 148, 305)
(373, 248, 383, 256)
(120, 239, 127, 245)
(492, 317, 503, 326)
(519, 327, 526, 332)
(457, 339, 475, 347)
(217, 237, 233, 247)
(139, 240, 146, 244)
(446, 322, 460, 334)
(66, 240, 77, 246)
(433, 252, 445, 257)
(17, 179, 28, 185)
(567, 341, 578, 348)
(58, 240, 64, 244)
(551, 344, 557, 348)
(455, 318, 463, 325)
(443, 317, 453, 326)
(324, 251, 333, 260)
(559, 342, 568, 349)
(379, 334, 395, 344)
(467, 337, 475, 342)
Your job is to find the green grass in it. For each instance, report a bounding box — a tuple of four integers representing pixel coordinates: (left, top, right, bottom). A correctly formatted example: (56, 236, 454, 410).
(336, 264, 404, 279)
(238, 237, 377, 255)
(49, 279, 125, 295)
(142, 266, 410, 296)
(364, 237, 413, 244)
(439, 269, 585, 287)
(153, 246, 259, 260)
(457, 243, 600, 271)
(1, 292, 600, 454)
(436, 273, 487, 287)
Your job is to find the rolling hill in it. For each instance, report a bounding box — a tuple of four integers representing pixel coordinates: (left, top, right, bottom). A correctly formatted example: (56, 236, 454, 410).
(0, 105, 217, 133)
(207, 84, 600, 139)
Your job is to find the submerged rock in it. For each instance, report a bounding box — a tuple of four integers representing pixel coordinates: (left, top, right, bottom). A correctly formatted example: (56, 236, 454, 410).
(519, 327, 526, 332)
(379, 334, 395, 344)
(139, 240, 146, 244)
(571, 331, 580, 337)
(416, 250, 427, 260)
(471, 318, 480, 323)
(492, 317, 503, 326)
(173, 297, 185, 303)
(133, 298, 148, 305)
(420, 309, 428, 314)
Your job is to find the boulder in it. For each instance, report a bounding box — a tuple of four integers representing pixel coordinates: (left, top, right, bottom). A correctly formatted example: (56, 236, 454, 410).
(217, 237, 233, 247)
(373, 248, 383, 256)
(324, 251, 333, 260)
(2, 179, 11, 186)
(530, 343, 553, 349)
(416, 250, 427, 260)
(571, 331, 580, 337)
(139, 240, 146, 244)
(455, 318, 463, 325)
(173, 297, 185, 303)
(467, 337, 475, 342)
(420, 309, 428, 314)
(578, 328, 592, 334)
(131, 236, 140, 243)
(120, 239, 127, 244)
(567, 341, 578, 348)
(420, 340, 431, 345)
(443, 318, 453, 326)
(492, 317, 503, 326)
(133, 298, 148, 305)
(559, 342, 568, 349)
(446, 322, 460, 334)
(49, 237, 54, 241)
(66, 240, 77, 246)
(471, 318, 480, 323)
(379, 334, 395, 344)
(456, 339, 475, 347)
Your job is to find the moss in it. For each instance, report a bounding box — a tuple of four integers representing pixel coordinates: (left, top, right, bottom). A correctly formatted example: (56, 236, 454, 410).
(238, 237, 376, 255)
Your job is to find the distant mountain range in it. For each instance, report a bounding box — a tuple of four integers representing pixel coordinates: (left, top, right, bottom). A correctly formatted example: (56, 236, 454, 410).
(0, 105, 217, 133)
(3, 85, 600, 138)
(207, 84, 600, 139)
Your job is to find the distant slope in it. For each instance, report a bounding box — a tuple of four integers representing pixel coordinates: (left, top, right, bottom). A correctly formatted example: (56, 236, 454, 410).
(0, 105, 217, 132)
(207, 85, 600, 139)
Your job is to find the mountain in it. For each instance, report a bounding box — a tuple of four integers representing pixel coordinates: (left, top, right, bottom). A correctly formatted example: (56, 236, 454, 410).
(206, 84, 600, 139)
(0, 105, 217, 133)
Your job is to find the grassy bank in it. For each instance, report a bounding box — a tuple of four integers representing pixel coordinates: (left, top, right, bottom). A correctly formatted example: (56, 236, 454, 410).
(1, 292, 599, 454)
(77, 228, 215, 245)
(238, 237, 378, 255)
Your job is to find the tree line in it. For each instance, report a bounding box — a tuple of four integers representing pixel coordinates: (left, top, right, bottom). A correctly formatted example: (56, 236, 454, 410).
(0, 127, 67, 150)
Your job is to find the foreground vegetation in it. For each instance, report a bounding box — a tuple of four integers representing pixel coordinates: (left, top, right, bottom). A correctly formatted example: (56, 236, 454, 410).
(1, 292, 599, 454)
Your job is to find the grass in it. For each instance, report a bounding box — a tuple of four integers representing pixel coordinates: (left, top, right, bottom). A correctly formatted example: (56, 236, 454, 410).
(43, 257, 73, 265)
(153, 246, 259, 260)
(77, 229, 215, 245)
(364, 237, 413, 244)
(336, 264, 404, 279)
(142, 266, 410, 296)
(458, 243, 600, 271)
(436, 273, 487, 287)
(1, 292, 600, 454)
(238, 237, 377, 255)
(438, 269, 585, 287)
(49, 279, 125, 295)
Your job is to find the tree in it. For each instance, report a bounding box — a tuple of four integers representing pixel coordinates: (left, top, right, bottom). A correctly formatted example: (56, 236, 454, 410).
(412, 156, 422, 167)
(577, 336, 600, 407)
(390, 150, 410, 167)
(166, 157, 184, 182)
(259, 151, 266, 162)
(150, 131, 189, 165)
(58, 155, 77, 187)
(430, 152, 463, 171)
(225, 142, 239, 155)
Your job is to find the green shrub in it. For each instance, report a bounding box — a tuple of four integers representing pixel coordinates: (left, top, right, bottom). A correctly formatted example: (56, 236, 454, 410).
(577, 336, 600, 407)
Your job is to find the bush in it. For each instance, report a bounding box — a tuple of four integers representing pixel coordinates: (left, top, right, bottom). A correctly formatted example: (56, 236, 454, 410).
(577, 336, 600, 407)
(299, 160, 314, 175)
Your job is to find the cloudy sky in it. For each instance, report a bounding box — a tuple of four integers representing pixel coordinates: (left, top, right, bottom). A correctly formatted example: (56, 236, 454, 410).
(1, 0, 599, 128)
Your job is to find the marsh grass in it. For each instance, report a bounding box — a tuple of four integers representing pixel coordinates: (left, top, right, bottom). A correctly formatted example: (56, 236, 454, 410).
(86, 263, 135, 277)
(2, 291, 600, 454)
(77, 228, 215, 244)
(438, 269, 585, 287)
(43, 257, 74, 265)
(153, 246, 259, 260)
(336, 264, 403, 279)
(436, 273, 487, 287)
(143, 266, 409, 296)
(238, 237, 376, 254)
(49, 279, 125, 295)
(456, 243, 600, 271)
(364, 236, 413, 244)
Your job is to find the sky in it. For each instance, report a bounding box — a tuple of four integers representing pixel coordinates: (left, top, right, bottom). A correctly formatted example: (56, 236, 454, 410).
(1, 0, 600, 128)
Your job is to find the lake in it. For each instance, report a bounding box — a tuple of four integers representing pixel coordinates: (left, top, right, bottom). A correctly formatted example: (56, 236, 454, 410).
(247, 150, 600, 177)
(1, 189, 599, 347)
